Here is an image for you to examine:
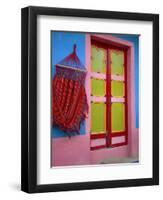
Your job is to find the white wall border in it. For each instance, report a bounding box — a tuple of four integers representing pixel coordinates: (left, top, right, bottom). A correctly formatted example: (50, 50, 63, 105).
(37, 15, 153, 185)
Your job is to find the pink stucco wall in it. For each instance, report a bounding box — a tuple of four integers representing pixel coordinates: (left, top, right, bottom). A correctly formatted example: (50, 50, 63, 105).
(51, 34, 139, 167)
(52, 135, 90, 166)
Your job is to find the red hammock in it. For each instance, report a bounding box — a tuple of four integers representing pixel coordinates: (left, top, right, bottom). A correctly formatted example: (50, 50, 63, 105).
(52, 45, 88, 136)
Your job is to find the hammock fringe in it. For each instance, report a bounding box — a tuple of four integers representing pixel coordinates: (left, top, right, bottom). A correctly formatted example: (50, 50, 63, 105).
(52, 69, 88, 137)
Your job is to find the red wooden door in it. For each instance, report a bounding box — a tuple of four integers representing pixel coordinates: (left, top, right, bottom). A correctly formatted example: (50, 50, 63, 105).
(90, 40, 128, 150)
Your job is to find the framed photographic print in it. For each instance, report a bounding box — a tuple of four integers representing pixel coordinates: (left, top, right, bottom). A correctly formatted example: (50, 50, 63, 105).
(21, 6, 159, 193)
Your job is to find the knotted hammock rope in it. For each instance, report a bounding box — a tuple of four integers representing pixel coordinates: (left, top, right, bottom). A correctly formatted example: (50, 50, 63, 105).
(52, 44, 88, 137)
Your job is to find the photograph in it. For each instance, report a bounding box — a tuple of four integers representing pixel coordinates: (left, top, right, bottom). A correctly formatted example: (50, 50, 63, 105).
(51, 31, 139, 167)
(21, 6, 159, 193)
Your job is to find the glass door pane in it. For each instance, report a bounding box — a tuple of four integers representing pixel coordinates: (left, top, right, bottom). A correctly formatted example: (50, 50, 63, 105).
(91, 102, 106, 134)
(91, 45, 107, 74)
(111, 80, 125, 97)
(91, 78, 106, 96)
(111, 103, 125, 133)
(111, 50, 124, 76)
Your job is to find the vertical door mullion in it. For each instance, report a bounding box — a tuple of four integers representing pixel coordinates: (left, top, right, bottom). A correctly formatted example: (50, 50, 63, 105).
(106, 48, 111, 147)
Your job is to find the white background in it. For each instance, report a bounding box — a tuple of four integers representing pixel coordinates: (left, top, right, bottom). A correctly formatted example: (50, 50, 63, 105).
(0, 0, 162, 199)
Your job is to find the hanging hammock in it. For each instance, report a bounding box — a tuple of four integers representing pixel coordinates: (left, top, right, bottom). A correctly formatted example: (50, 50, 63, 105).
(52, 44, 88, 137)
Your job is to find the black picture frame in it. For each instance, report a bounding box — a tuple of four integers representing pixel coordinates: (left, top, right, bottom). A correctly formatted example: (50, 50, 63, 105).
(21, 6, 159, 193)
